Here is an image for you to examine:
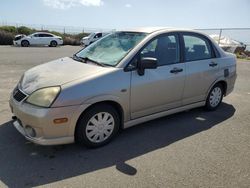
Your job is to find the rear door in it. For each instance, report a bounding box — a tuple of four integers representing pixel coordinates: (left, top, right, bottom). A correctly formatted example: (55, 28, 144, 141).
(43, 33, 54, 45)
(181, 33, 220, 105)
(38, 34, 52, 45)
(130, 33, 186, 119)
(37, 34, 47, 45)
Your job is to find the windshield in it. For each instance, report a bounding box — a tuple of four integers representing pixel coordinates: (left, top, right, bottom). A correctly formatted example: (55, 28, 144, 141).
(87, 33, 95, 38)
(75, 32, 147, 66)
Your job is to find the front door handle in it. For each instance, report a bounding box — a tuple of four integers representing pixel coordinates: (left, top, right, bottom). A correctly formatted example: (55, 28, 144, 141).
(170, 68, 183, 74)
(209, 62, 218, 67)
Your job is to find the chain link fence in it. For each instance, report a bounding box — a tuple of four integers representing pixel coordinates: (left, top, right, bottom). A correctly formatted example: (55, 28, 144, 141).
(0, 21, 114, 34)
(1, 22, 250, 55)
(1, 22, 249, 45)
(197, 28, 250, 52)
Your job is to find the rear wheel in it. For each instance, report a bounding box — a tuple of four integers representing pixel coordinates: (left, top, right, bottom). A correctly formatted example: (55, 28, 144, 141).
(205, 83, 223, 111)
(75, 104, 120, 148)
(21, 40, 29, 47)
(50, 40, 57, 47)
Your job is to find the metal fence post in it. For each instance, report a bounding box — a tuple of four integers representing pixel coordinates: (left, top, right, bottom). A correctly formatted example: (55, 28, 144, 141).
(218, 29, 222, 45)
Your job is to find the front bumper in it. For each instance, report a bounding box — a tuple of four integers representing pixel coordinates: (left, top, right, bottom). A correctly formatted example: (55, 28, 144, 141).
(13, 120, 74, 145)
(9, 94, 90, 145)
(57, 40, 64, 45)
(13, 40, 20, 46)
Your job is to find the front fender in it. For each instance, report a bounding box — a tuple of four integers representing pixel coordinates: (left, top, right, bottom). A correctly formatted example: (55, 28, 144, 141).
(83, 94, 123, 105)
(83, 94, 129, 121)
(67, 94, 129, 136)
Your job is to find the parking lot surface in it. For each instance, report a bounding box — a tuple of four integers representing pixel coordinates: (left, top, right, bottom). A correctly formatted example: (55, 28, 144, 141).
(0, 46, 249, 188)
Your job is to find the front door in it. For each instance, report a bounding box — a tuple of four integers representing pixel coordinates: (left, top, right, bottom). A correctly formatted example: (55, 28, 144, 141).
(30, 34, 41, 45)
(130, 34, 186, 119)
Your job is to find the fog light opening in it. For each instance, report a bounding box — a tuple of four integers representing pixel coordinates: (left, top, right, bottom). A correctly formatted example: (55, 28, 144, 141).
(25, 126, 36, 137)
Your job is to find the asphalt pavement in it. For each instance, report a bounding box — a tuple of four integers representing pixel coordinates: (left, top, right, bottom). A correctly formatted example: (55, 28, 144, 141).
(0, 46, 249, 188)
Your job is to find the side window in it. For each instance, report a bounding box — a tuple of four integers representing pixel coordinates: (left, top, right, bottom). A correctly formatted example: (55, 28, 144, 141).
(183, 35, 212, 61)
(140, 34, 180, 66)
(38, 34, 44, 37)
(43, 34, 53, 37)
(94, 33, 102, 38)
(33, 34, 39, 37)
(98, 33, 102, 38)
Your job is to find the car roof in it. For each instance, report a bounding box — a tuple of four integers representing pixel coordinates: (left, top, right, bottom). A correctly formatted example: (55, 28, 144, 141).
(121, 27, 196, 34)
(92, 32, 103, 34)
(33, 32, 54, 35)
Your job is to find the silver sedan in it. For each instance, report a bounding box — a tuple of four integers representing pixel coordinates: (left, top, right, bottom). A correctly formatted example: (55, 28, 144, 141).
(9, 27, 237, 148)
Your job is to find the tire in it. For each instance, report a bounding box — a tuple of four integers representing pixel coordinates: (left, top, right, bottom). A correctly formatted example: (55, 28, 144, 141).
(75, 104, 120, 148)
(21, 40, 29, 47)
(50, 40, 57, 47)
(205, 83, 224, 111)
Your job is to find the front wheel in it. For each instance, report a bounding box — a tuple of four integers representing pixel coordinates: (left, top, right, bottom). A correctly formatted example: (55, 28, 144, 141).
(21, 40, 29, 47)
(205, 83, 224, 111)
(75, 104, 120, 148)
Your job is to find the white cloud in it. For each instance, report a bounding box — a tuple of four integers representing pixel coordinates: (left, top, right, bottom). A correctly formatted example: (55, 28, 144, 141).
(125, 3, 132, 8)
(43, 0, 104, 9)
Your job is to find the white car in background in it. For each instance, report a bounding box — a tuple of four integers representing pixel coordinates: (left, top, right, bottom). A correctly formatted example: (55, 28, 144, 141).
(80, 32, 109, 46)
(13, 32, 63, 47)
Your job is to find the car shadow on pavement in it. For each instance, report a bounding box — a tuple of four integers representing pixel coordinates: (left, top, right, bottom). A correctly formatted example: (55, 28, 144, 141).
(0, 102, 235, 187)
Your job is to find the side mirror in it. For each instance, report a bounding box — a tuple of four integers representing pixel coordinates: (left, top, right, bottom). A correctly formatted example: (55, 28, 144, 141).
(137, 57, 157, 76)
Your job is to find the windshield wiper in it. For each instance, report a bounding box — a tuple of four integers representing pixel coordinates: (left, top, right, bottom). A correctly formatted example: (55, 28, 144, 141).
(81, 57, 105, 67)
(72, 54, 84, 63)
(72, 55, 110, 67)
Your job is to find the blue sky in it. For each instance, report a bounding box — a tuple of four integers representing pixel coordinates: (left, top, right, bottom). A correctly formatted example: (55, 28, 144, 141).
(0, 0, 250, 29)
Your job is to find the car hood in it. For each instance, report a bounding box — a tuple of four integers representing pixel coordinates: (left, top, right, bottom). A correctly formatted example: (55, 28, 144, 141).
(15, 34, 26, 38)
(20, 57, 106, 94)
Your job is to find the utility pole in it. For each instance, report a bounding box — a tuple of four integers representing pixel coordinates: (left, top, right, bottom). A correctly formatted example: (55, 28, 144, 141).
(218, 29, 222, 45)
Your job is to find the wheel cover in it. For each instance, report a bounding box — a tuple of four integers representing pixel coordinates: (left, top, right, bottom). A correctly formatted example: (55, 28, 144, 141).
(85, 112, 115, 143)
(23, 41, 28, 46)
(209, 87, 222, 107)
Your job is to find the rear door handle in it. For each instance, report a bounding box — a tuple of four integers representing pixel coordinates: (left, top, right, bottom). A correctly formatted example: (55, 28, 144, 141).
(209, 62, 218, 67)
(170, 68, 183, 74)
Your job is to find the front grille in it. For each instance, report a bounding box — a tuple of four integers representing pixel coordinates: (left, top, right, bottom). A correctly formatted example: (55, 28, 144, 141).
(13, 87, 27, 102)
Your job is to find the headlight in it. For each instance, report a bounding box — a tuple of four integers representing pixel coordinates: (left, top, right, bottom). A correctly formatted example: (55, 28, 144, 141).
(26, 87, 60, 107)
